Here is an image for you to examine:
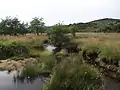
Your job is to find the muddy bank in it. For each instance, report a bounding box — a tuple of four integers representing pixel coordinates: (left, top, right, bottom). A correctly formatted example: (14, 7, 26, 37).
(0, 58, 38, 71)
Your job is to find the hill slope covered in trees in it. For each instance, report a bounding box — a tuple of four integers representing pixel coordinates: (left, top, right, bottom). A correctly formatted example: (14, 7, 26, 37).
(68, 18, 120, 32)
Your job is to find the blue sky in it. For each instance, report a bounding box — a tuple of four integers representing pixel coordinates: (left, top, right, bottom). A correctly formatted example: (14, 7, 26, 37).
(0, 0, 119, 25)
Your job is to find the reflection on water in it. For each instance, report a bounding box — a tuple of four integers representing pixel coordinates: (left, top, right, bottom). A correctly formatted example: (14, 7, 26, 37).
(45, 45, 56, 52)
(0, 71, 45, 90)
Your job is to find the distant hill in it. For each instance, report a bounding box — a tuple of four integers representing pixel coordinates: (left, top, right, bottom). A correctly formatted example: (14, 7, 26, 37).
(68, 18, 120, 32)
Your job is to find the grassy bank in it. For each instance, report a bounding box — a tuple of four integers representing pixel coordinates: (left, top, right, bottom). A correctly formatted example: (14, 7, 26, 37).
(0, 35, 51, 71)
(0, 40, 29, 59)
(0, 35, 48, 60)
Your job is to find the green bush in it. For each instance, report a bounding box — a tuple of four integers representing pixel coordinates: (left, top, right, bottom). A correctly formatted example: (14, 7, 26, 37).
(48, 24, 70, 47)
(0, 41, 29, 59)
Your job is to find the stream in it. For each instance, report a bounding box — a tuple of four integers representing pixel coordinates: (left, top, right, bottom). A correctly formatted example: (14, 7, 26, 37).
(0, 71, 46, 90)
(44, 44, 56, 52)
(0, 45, 55, 90)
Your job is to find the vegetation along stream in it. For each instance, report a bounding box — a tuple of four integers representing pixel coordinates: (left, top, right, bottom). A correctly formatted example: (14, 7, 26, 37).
(0, 17, 120, 90)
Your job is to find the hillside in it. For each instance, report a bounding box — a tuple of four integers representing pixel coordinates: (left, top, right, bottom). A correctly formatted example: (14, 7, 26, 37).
(68, 18, 120, 32)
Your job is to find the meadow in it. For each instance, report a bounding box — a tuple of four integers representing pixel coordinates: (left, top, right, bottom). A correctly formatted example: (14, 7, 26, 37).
(43, 32, 120, 90)
(1, 33, 120, 90)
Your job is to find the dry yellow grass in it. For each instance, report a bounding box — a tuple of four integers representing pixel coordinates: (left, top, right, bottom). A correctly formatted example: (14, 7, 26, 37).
(74, 32, 120, 49)
(0, 34, 48, 42)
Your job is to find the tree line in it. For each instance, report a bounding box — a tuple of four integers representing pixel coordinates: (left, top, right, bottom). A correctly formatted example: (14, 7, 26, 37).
(0, 16, 77, 36)
(0, 17, 120, 36)
(67, 18, 120, 32)
(0, 16, 45, 35)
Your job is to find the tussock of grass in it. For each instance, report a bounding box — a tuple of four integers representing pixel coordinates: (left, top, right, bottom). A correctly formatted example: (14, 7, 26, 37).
(29, 48, 52, 58)
(16, 55, 56, 81)
(44, 58, 101, 90)
(100, 45, 120, 60)
(15, 65, 40, 82)
(83, 43, 100, 53)
(38, 55, 56, 72)
(99, 45, 120, 66)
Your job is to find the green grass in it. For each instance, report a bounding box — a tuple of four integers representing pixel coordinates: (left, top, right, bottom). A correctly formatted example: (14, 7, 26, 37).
(0, 35, 49, 60)
(16, 55, 56, 81)
(100, 45, 120, 60)
(0, 40, 29, 59)
(29, 48, 52, 58)
(15, 65, 40, 82)
(10, 56, 25, 61)
(74, 32, 120, 62)
(44, 54, 101, 90)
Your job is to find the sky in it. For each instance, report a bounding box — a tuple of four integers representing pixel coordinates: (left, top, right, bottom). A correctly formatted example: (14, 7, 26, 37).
(0, 0, 119, 26)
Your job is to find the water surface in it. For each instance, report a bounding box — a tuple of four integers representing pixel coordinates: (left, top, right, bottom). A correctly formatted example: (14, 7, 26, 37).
(0, 44, 54, 90)
(45, 45, 56, 52)
(0, 71, 45, 90)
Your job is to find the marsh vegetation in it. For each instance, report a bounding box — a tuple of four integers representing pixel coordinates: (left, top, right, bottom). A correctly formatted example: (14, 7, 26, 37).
(0, 18, 120, 90)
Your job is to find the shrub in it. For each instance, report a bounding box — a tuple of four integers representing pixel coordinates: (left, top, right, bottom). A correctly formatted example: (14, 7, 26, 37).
(0, 41, 29, 59)
(48, 24, 70, 48)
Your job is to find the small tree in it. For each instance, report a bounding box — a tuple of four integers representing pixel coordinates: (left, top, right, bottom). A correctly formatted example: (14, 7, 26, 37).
(48, 23, 70, 48)
(29, 17, 45, 35)
(69, 26, 78, 37)
(0, 16, 27, 35)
